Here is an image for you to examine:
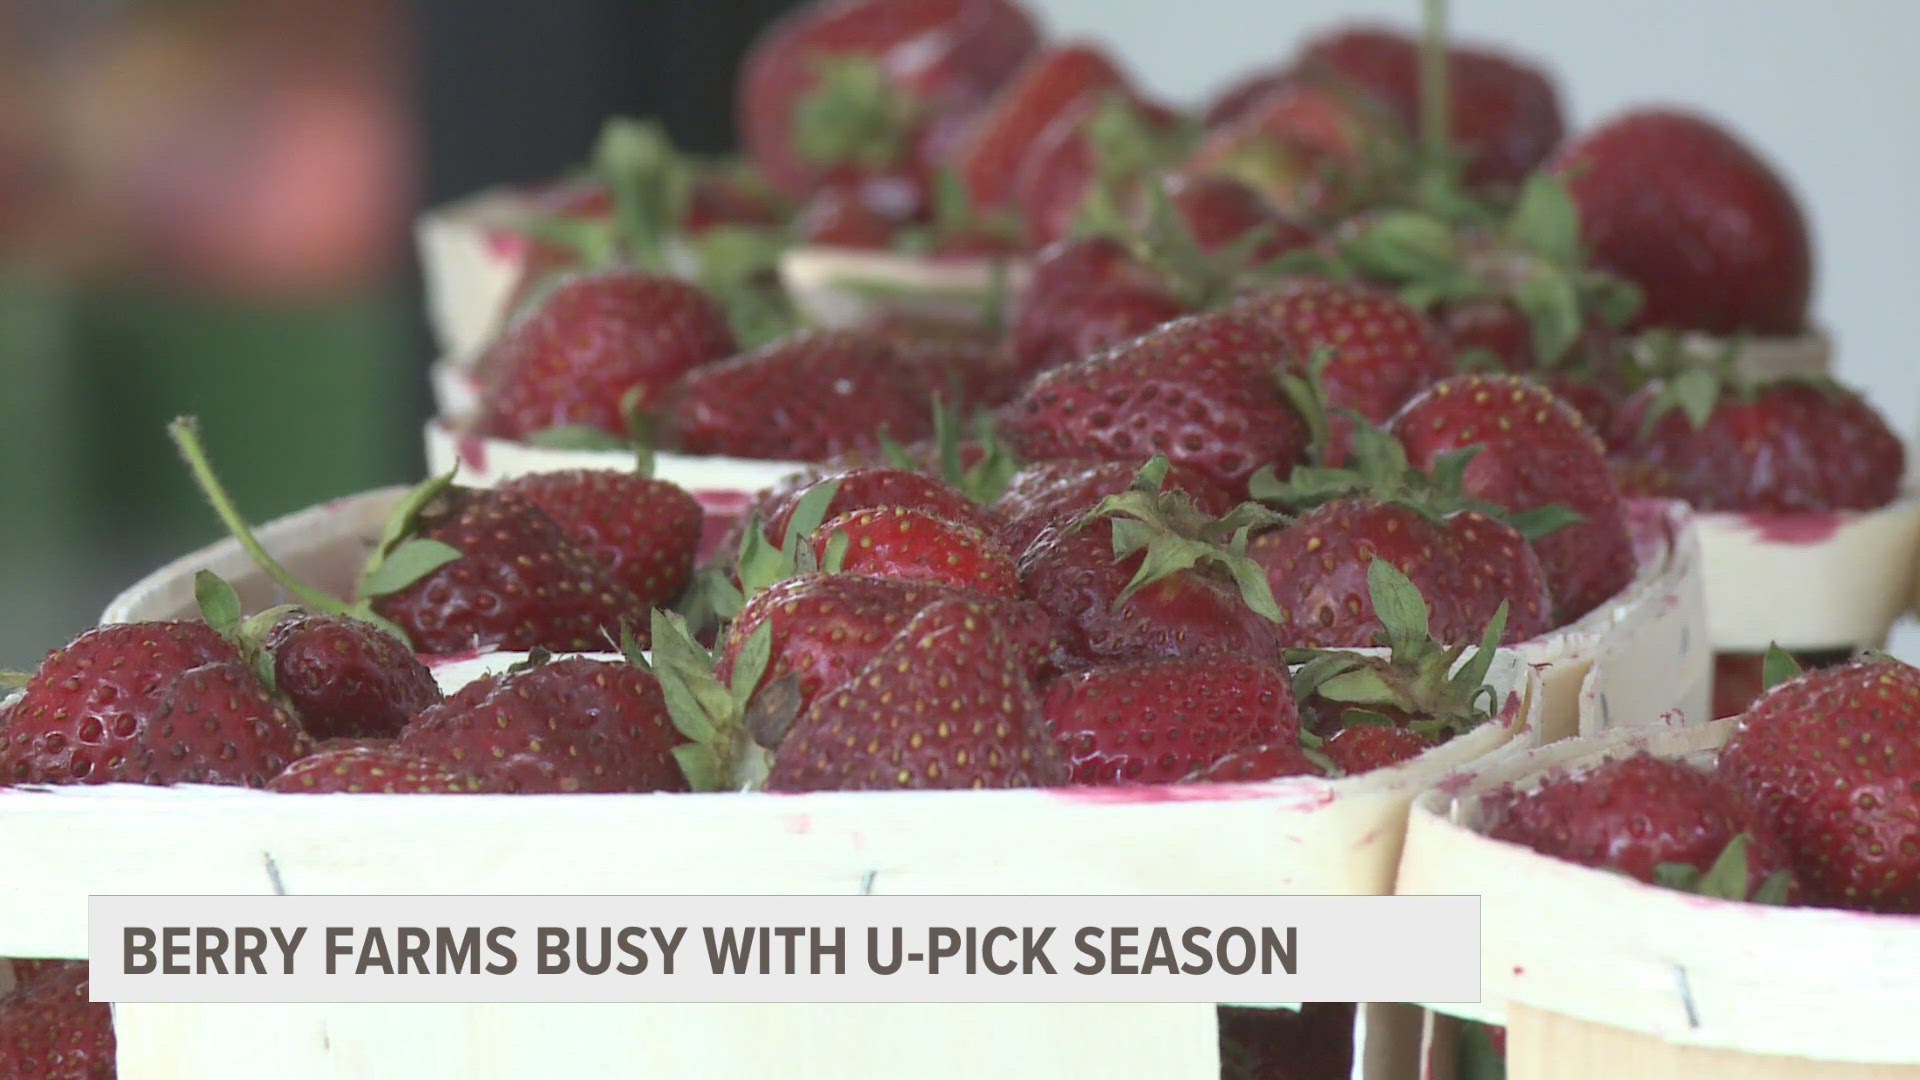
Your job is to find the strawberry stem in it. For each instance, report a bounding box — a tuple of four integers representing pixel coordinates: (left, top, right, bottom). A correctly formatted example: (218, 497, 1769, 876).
(1418, 0, 1452, 170)
(167, 417, 358, 621)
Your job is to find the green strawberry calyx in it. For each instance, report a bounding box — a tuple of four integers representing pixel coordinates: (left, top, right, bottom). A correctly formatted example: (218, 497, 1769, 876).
(1287, 558, 1507, 737)
(878, 394, 1023, 506)
(680, 479, 845, 634)
(1248, 413, 1582, 543)
(1628, 333, 1846, 439)
(1651, 832, 1794, 906)
(169, 416, 423, 647)
(630, 608, 781, 793)
(1073, 456, 1290, 624)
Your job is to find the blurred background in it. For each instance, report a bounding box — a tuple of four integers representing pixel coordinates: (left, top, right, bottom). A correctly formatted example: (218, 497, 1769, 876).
(2, 0, 1916, 668)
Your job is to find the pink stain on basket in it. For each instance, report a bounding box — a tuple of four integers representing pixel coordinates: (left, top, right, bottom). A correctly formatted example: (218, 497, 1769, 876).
(455, 433, 490, 473)
(423, 649, 488, 668)
(484, 228, 530, 262)
(785, 814, 811, 836)
(695, 491, 753, 563)
(1741, 512, 1841, 545)
(1051, 782, 1337, 811)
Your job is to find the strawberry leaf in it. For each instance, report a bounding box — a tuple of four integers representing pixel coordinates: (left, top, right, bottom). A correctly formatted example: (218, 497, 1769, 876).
(1761, 644, 1804, 691)
(821, 530, 851, 575)
(1511, 265, 1582, 367)
(1314, 667, 1403, 707)
(793, 56, 916, 170)
(1504, 504, 1584, 542)
(1505, 173, 1583, 265)
(672, 744, 723, 793)
(359, 540, 464, 599)
(1367, 558, 1431, 656)
(194, 570, 244, 638)
(727, 621, 775, 710)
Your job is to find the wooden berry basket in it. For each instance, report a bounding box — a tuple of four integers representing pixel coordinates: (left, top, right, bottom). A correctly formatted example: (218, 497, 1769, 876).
(1394, 704, 1920, 1078)
(1693, 495, 1920, 651)
(775, 245, 1026, 331)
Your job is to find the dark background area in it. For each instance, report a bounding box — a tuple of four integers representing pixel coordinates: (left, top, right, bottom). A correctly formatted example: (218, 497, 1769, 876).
(0, 0, 799, 668)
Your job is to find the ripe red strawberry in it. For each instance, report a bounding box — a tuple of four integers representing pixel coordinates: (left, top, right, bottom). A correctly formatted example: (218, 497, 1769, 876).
(0, 961, 114, 1079)
(1485, 751, 1796, 900)
(1711, 648, 1852, 720)
(1185, 81, 1405, 221)
(1159, 173, 1318, 263)
(0, 623, 309, 787)
(401, 657, 687, 794)
(269, 744, 497, 794)
(1319, 724, 1434, 774)
(1392, 374, 1637, 623)
(266, 613, 442, 740)
(1224, 279, 1454, 456)
(499, 469, 704, 607)
(1609, 376, 1904, 514)
(662, 331, 934, 461)
(1552, 109, 1811, 336)
(958, 43, 1141, 210)
(757, 466, 999, 547)
(1002, 311, 1312, 498)
(1716, 657, 1920, 912)
(1023, 235, 1168, 302)
(370, 486, 645, 654)
(715, 574, 1062, 718)
(737, 0, 1040, 199)
(1042, 656, 1299, 785)
(765, 599, 1065, 791)
(1018, 515, 1289, 669)
(1248, 501, 1550, 648)
(808, 506, 1023, 598)
(1435, 298, 1626, 435)
(1293, 24, 1565, 191)
(1010, 283, 1191, 377)
(1013, 93, 1182, 249)
(992, 457, 1237, 555)
(477, 270, 737, 442)
(683, 172, 784, 236)
(1184, 741, 1328, 782)
(795, 184, 899, 248)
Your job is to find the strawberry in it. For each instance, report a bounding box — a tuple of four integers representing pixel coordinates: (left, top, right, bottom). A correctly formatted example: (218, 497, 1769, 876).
(1293, 24, 1565, 192)
(1009, 283, 1191, 377)
(1223, 278, 1453, 456)
(737, 0, 1040, 199)
(1319, 724, 1433, 773)
(765, 599, 1065, 791)
(368, 486, 645, 653)
(171, 420, 646, 655)
(1023, 235, 1169, 302)
(1248, 415, 1557, 647)
(1285, 558, 1513, 772)
(1608, 373, 1904, 514)
(0, 961, 114, 1079)
(1002, 310, 1312, 499)
(795, 184, 899, 248)
(1013, 93, 1181, 249)
(476, 270, 737, 442)
(0, 623, 309, 787)
(1014, 460, 1291, 667)
(661, 330, 935, 461)
(269, 744, 497, 794)
(1159, 174, 1318, 263)
(498, 469, 704, 608)
(1042, 656, 1299, 785)
(807, 506, 1023, 598)
(1716, 656, 1920, 911)
(757, 466, 999, 547)
(1184, 742, 1328, 782)
(1251, 500, 1547, 648)
(1185, 81, 1406, 222)
(1392, 374, 1637, 623)
(992, 457, 1237, 556)
(1435, 298, 1626, 434)
(264, 612, 441, 740)
(1484, 751, 1796, 901)
(1552, 109, 1812, 336)
(957, 44, 1143, 210)
(401, 657, 687, 794)
(714, 574, 1062, 719)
